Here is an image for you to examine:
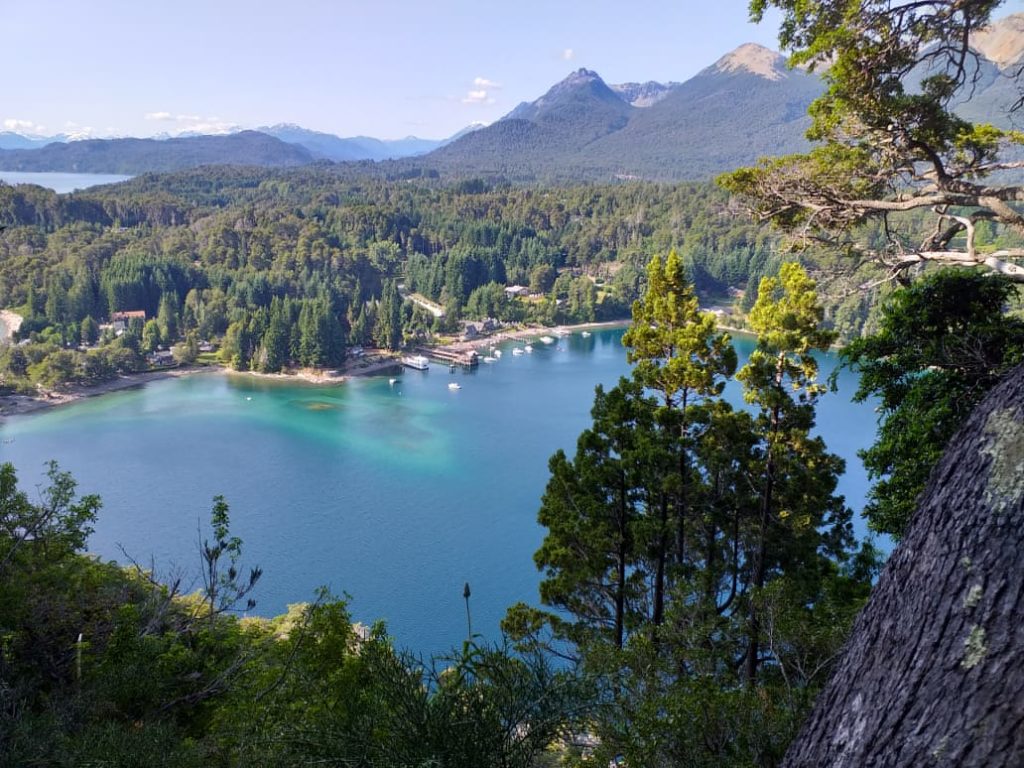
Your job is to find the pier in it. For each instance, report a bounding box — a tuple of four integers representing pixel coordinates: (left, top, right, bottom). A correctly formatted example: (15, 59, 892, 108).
(415, 346, 479, 368)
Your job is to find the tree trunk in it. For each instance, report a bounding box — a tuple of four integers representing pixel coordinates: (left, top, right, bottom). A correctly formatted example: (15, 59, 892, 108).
(782, 362, 1024, 767)
(615, 470, 627, 650)
(653, 494, 668, 628)
(677, 390, 689, 568)
(748, 401, 780, 685)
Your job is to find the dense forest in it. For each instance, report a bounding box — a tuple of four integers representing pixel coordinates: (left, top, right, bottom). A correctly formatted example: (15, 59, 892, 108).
(6, 164, 992, 393)
(0, 170, 788, 391)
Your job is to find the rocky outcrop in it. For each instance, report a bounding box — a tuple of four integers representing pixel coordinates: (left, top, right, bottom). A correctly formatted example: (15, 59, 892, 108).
(782, 362, 1024, 767)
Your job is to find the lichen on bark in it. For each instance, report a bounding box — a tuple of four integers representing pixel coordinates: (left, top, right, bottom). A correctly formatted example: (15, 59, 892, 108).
(982, 408, 1024, 512)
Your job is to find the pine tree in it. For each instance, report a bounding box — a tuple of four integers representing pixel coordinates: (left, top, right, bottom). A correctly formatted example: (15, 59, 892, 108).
(737, 262, 851, 684)
(622, 252, 736, 623)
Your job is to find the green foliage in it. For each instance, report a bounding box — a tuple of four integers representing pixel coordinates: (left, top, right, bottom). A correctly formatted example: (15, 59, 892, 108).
(842, 270, 1024, 537)
(624, 250, 737, 406)
(726, 0, 1024, 282)
(510, 260, 872, 766)
(374, 279, 403, 351)
(738, 262, 836, 408)
(0, 463, 589, 766)
(0, 167, 920, 394)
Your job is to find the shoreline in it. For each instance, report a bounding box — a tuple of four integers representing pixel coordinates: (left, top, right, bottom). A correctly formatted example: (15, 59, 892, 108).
(442, 319, 632, 356)
(0, 318, 749, 419)
(0, 366, 211, 419)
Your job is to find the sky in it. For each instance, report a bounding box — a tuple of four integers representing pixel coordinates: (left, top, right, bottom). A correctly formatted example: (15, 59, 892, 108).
(0, 0, 790, 140)
(5, 0, 789, 140)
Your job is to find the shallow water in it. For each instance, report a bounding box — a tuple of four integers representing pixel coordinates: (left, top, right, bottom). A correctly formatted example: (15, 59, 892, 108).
(0, 328, 878, 654)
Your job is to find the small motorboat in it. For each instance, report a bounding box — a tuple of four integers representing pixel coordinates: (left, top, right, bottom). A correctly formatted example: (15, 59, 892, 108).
(512, 347, 524, 356)
(525, 345, 534, 353)
(448, 382, 461, 390)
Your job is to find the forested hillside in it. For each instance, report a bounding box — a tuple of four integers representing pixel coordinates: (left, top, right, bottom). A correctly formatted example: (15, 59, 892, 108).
(0, 169, 814, 391)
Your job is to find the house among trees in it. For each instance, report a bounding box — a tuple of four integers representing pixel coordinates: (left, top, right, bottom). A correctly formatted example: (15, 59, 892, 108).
(504, 285, 529, 298)
(146, 350, 175, 367)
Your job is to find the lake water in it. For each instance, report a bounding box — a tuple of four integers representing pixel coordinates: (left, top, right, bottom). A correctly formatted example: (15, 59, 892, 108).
(0, 328, 878, 655)
(0, 171, 132, 193)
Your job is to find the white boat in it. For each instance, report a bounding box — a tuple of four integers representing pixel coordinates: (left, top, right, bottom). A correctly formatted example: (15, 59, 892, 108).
(494, 349, 502, 358)
(402, 355, 430, 370)
(581, 331, 591, 338)
(448, 382, 461, 390)
(389, 377, 398, 385)
(525, 345, 534, 353)
(512, 347, 524, 356)
(540, 336, 555, 345)
(482, 356, 497, 363)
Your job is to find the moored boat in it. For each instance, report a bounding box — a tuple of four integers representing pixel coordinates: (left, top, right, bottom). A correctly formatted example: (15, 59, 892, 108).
(402, 355, 430, 370)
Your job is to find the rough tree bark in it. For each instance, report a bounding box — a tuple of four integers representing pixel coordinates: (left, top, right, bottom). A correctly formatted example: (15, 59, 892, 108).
(782, 362, 1024, 767)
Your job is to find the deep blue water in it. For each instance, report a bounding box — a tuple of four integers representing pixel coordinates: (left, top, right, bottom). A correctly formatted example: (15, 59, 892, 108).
(0, 328, 878, 655)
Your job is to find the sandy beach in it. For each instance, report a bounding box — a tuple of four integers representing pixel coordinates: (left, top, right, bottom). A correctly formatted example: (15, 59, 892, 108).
(0, 318, 763, 420)
(0, 366, 209, 418)
(0, 353, 405, 419)
(226, 353, 403, 386)
(0, 321, 639, 420)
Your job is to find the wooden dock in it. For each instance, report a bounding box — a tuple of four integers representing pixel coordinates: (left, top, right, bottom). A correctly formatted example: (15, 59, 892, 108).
(415, 346, 479, 368)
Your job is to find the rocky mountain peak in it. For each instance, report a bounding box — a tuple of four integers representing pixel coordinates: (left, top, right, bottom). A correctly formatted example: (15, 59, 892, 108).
(972, 13, 1024, 68)
(712, 43, 788, 81)
(610, 81, 679, 107)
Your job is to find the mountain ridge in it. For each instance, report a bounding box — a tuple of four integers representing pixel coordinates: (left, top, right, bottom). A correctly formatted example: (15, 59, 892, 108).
(0, 131, 315, 174)
(2, 16, 1019, 180)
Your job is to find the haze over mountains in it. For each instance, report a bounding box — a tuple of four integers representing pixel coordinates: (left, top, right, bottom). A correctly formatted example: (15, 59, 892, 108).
(1, 14, 1021, 182)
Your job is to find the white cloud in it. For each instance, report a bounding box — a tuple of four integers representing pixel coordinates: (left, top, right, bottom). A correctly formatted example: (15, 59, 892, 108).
(462, 89, 495, 105)
(562, 48, 575, 61)
(473, 77, 501, 89)
(3, 118, 44, 133)
(144, 111, 174, 121)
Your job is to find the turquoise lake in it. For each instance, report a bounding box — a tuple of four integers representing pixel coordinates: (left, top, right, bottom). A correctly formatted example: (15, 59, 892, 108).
(0, 171, 132, 193)
(0, 328, 878, 655)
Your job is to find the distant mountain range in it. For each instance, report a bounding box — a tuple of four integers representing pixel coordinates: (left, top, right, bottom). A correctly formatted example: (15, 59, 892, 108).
(256, 124, 475, 162)
(1, 13, 1020, 181)
(421, 46, 823, 181)
(0, 123, 478, 173)
(419, 14, 1024, 182)
(0, 131, 315, 174)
